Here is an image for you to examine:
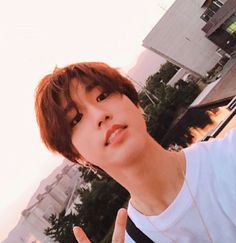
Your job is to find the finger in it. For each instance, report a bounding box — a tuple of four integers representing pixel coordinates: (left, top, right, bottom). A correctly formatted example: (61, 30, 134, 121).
(112, 208, 128, 243)
(73, 226, 91, 243)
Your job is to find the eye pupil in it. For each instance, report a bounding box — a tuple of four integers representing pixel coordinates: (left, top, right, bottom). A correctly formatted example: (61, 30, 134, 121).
(71, 113, 82, 127)
(97, 92, 109, 102)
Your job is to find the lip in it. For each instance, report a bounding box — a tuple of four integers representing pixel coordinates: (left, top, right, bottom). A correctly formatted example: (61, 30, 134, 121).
(105, 124, 128, 146)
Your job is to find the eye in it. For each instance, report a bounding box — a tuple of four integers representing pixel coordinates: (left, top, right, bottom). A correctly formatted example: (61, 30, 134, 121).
(96, 92, 110, 102)
(70, 112, 83, 128)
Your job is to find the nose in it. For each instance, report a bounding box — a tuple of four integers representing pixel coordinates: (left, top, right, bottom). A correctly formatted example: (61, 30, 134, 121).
(98, 115, 110, 127)
(89, 105, 112, 128)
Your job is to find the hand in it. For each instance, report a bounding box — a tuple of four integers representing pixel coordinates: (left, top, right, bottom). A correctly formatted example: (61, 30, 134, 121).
(73, 208, 128, 243)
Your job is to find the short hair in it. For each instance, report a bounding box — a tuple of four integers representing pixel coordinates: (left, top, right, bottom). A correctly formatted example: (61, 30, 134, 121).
(35, 62, 139, 163)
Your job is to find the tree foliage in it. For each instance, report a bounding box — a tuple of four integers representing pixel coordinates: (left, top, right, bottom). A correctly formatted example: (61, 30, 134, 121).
(44, 169, 129, 243)
(44, 210, 78, 243)
(74, 177, 129, 242)
(159, 61, 180, 83)
(139, 77, 201, 143)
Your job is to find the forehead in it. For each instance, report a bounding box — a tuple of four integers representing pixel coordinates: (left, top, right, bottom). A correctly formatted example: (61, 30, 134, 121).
(69, 78, 102, 101)
(62, 78, 99, 115)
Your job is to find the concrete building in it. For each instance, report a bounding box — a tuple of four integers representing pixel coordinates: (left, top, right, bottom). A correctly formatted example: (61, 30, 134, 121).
(3, 161, 86, 243)
(143, 0, 234, 77)
(202, 0, 236, 55)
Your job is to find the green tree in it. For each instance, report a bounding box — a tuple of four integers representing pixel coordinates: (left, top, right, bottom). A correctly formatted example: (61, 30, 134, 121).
(146, 72, 162, 88)
(174, 79, 200, 106)
(139, 77, 200, 142)
(78, 165, 107, 183)
(44, 172, 129, 243)
(159, 61, 180, 83)
(44, 210, 78, 243)
(73, 177, 129, 242)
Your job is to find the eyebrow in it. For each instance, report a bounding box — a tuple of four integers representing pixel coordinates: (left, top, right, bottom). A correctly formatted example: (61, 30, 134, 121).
(85, 82, 97, 92)
(63, 82, 99, 115)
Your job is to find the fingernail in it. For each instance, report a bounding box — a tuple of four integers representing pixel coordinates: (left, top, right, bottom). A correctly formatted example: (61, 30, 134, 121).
(73, 226, 80, 233)
(118, 208, 127, 216)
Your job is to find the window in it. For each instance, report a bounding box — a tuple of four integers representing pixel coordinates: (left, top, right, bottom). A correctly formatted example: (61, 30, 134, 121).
(226, 21, 236, 34)
(223, 15, 236, 36)
(201, 0, 223, 22)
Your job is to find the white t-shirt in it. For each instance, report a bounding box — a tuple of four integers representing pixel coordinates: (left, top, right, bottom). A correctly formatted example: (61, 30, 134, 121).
(125, 128, 236, 243)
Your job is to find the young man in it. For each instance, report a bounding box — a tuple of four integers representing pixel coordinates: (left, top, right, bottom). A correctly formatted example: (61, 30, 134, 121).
(35, 62, 236, 243)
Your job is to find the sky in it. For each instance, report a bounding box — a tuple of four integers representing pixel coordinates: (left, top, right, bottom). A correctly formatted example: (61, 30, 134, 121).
(0, 0, 175, 240)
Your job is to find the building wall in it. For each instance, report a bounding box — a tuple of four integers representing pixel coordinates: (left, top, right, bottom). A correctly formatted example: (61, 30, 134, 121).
(3, 162, 82, 243)
(143, 0, 222, 76)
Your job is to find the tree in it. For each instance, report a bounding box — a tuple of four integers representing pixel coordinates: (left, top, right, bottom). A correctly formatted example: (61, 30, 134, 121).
(44, 210, 78, 243)
(44, 171, 129, 243)
(78, 165, 107, 183)
(174, 79, 200, 106)
(73, 176, 129, 242)
(159, 61, 180, 83)
(146, 72, 162, 88)
(139, 77, 201, 143)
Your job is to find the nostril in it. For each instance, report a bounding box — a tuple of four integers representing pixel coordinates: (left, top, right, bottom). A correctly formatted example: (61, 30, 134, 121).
(98, 115, 110, 127)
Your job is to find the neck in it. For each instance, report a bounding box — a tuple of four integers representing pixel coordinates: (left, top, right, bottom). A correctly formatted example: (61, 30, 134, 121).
(113, 136, 186, 216)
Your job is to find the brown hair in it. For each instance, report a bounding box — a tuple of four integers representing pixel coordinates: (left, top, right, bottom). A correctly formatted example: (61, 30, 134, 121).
(35, 62, 139, 163)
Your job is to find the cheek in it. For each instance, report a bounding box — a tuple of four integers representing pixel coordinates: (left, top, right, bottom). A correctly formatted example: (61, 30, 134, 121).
(71, 129, 102, 162)
(72, 130, 89, 156)
(124, 104, 146, 128)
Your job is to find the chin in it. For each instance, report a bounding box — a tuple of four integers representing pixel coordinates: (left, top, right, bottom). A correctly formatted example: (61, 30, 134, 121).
(113, 137, 147, 165)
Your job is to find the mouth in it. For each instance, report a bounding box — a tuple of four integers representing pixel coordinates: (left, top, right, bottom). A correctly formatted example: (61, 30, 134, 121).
(105, 124, 128, 146)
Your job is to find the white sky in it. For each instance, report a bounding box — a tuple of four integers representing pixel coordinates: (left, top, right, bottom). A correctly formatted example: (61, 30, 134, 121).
(0, 0, 175, 240)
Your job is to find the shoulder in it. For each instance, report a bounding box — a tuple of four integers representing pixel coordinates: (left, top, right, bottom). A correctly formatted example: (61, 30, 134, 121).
(200, 128, 236, 167)
(185, 128, 236, 223)
(202, 128, 236, 223)
(203, 128, 236, 154)
(185, 128, 236, 163)
(188, 128, 236, 194)
(183, 128, 236, 188)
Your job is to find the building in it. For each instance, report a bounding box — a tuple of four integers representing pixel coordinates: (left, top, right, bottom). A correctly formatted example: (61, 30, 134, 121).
(143, 0, 234, 77)
(3, 161, 86, 243)
(202, 0, 236, 55)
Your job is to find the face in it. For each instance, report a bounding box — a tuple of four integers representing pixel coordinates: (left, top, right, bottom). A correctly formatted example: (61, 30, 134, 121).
(66, 79, 148, 175)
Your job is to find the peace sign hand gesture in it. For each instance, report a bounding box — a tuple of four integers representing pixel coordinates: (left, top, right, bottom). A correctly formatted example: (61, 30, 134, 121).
(73, 208, 128, 243)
